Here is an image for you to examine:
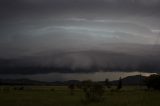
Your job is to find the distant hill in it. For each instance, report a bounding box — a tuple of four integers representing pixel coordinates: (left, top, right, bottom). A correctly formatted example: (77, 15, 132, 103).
(0, 79, 46, 85)
(0, 75, 148, 86)
(111, 75, 147, 85)
(0, 78, 81, 86)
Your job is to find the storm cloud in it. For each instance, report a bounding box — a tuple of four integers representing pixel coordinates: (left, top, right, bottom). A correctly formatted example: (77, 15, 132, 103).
(0, 0, 160, 75)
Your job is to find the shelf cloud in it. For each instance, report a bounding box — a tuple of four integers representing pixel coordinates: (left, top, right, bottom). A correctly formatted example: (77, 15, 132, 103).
(0, 0, 160, 75)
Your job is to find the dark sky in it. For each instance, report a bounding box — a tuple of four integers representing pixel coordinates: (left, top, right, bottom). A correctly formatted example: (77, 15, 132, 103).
(0, 0, 160, 77)
(1, 0, 160, 58)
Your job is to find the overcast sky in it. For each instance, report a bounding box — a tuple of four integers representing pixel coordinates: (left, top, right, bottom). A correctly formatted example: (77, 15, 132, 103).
(1, 0, 160, 80)
(0, 0, 160, 58)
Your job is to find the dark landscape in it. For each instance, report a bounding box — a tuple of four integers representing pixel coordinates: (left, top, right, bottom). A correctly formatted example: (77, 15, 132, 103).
(1, 0, 160, 106)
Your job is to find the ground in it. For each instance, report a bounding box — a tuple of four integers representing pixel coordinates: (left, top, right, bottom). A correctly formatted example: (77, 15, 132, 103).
(0, 86, 160, 106)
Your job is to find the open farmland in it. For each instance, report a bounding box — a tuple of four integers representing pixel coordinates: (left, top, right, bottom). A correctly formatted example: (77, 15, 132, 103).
(0, 86, 160, 106)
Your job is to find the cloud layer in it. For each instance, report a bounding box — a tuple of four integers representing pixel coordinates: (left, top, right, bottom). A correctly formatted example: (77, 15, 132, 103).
(0, 0, 160, 74)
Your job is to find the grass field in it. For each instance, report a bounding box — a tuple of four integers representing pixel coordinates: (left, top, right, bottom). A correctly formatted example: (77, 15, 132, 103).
(0, 86, 160, 106)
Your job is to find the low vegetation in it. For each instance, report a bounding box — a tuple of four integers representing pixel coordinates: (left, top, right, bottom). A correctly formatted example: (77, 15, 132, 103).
(0, 74, 160, 106)
(0, 86, 160, 106)
(81, 80, 105, 103)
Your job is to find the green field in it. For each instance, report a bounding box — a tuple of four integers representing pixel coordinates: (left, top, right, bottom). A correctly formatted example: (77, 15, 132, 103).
(0, 86, 160, 106)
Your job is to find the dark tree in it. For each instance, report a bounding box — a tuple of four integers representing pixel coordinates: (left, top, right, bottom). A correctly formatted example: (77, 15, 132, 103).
(117, 77, 122, 90)
(105, 78, 111, 89)
(82, 80, 105, 103)
(68, 84, 75, 95)
(145, 74, 160, 90)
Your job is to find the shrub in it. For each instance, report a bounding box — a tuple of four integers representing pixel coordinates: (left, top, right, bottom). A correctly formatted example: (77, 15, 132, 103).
(68, 84, 75, 95)
(105, 78, 111, 89)
(145, 74, 160, 90)
(82, 80, 105, 103)
(50, 88, 55, 91)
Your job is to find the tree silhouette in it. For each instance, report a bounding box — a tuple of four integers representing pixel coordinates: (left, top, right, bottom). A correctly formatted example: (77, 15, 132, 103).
(105, 78, 111, 89)
(145, 74, 160, 90)
(68, 84, 75, 95)
(82, 80, 105, 103)
(117, 77, 122, 90)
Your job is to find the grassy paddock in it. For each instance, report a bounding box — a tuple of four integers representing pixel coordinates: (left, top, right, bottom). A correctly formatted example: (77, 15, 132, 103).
(0, 86, 160, 106)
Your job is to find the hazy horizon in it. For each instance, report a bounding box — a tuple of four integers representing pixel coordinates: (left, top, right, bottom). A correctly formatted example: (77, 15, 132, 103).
(0, 71, 156, 82)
